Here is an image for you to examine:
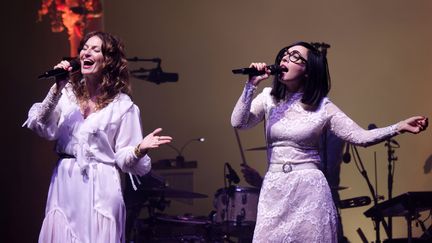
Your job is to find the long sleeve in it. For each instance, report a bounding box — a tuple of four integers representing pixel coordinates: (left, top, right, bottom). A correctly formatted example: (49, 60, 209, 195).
(23, 84, 63, 140)
(114, 104, 151, 176)
(325, 100, 399, 147)
(231, 82, 266, 129)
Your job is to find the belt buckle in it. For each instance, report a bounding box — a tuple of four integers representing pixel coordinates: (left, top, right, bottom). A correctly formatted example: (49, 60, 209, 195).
(282, 163, 292, 173)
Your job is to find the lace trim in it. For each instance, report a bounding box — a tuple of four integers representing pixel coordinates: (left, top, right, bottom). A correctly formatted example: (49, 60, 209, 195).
(37, 85, 63, 124)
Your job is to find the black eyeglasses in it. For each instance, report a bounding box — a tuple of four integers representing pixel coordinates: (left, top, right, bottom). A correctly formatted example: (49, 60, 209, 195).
(283, 50, 308, 65)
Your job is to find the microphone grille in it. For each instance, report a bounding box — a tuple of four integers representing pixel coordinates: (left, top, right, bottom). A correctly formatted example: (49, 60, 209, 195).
(269, 65, 287, 75)
(69, 59, 81, 71)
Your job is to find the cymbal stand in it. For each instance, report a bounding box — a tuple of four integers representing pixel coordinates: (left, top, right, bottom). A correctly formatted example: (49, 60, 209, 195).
(351, 145, 390, 242)
(233, 128, 248, 166)
(384, 138, 399, 240)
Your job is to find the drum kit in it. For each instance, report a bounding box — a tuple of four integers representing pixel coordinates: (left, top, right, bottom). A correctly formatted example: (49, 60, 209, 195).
(125, 171, 259, 243)
(129, 186, 259, 242)
(126, 173, 369, 243)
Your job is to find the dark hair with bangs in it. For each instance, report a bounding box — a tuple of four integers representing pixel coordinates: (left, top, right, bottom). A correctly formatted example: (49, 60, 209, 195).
(71, 31, 131, 110)
(270, 41, 331, 108)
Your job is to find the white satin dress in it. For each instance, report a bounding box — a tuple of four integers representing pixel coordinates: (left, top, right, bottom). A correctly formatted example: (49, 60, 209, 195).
(25, 84, 151, 243)
(231, 83, 399, 243)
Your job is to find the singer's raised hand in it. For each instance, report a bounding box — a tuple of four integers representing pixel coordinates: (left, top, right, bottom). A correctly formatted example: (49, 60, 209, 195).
(53, 60, 73, 90)
(137, 128, 173, 155)
(248, 62, 271, 86)
(396, 116, 428, 134)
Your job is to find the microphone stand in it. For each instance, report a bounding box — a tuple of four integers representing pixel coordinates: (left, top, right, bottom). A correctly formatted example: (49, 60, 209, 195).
(384, 138, 399, 240)
(351, 145, 390, 243)
(127, 57, 162, 63)
(128, 57, 179, 84)
(155, 138, 204, 169)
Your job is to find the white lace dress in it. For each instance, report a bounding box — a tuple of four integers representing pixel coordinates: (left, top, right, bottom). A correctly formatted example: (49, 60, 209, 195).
(231, 83, 399, 243)
(24, 84, 151, 243)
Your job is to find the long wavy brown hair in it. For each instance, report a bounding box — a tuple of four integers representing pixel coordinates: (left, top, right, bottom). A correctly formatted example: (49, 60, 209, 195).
(70, 31, 131, 110)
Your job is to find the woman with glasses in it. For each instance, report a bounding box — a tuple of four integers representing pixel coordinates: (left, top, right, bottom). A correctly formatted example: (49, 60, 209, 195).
(231, 42, 428, 242)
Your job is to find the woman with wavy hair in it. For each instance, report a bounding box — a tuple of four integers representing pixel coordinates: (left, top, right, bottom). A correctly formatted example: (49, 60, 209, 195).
(24, 31, 172, 243)
(231, 41, 428, 242)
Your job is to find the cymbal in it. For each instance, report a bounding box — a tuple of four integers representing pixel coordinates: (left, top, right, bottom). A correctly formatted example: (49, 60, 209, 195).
(246, 146, 267, 151)
(141, 187, 208, 199)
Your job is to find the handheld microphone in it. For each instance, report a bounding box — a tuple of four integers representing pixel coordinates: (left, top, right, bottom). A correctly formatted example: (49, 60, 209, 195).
(225, 162, 240, 184)
(342, 143, 351, 163)
(38, 59, 80, 79)
(232, 65, 287, 76)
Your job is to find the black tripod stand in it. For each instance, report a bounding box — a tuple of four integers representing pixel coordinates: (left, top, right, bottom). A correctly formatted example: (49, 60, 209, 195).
(350, 143, 391, 243)
(384, 138, 399, 240)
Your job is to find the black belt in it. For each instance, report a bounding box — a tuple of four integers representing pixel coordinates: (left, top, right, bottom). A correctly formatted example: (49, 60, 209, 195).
(58, 153, 76, 159)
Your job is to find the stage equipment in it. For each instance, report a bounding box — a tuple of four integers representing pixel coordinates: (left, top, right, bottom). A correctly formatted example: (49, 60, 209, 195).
(128, 57, 179, 84)
(133, 213, 212, 242)
(124, 172, 208, 242)
(339, 196, 371, 209)
(225, 162, 240, 184)
(211, 185, 258, 241)
(213, 186, 259, 225)
(152, 137, 205, 170)
(246, 145, 267, 151)
(384, 133, 400, 239)
(332, 186, 350, 191)
(350, 142, 390, 242)
(364, 191, 432, 243)
(139, 187, 208, 199)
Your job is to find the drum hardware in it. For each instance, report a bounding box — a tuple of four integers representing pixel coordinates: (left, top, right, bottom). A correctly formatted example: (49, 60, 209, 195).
(124, 171, 209, 242)
(383, 136, 400, 239)
(331, 185, 350, 191)
(152, 137, 205, 169)
(347, 142, 389, 243)
(214, 186, 259, 236)
(364, 191, 432, 243)
(348, 136, 408, 243)
(338, 196, 371, 209)
(131, 129, 259, 242)
(133, 213, 213, 243)
(246, 146, 267, 151)
(140, 186, 208, 199)
(208, 129, 258, 241)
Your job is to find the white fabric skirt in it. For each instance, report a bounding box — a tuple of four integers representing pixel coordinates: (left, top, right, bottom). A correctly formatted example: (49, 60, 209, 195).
(253, 168, 338, 243)
(38, 158, 126, 243)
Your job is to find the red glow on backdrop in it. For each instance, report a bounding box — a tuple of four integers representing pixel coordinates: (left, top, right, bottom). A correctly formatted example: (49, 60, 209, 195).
(37, 0, 103, 56)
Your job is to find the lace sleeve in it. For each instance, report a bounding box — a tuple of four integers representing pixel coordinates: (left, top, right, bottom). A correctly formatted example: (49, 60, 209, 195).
(326, 100, 399, 147)
(23, 84, 63, 140)
(231, 82, 266, 129)
(37, 85, 63, 123)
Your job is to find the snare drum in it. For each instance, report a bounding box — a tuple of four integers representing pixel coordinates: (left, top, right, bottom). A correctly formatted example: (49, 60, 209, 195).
(213, 186, 259, 226)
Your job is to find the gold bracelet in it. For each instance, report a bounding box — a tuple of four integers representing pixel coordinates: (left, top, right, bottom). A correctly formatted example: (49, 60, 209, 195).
(134, 144, 145, 158)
